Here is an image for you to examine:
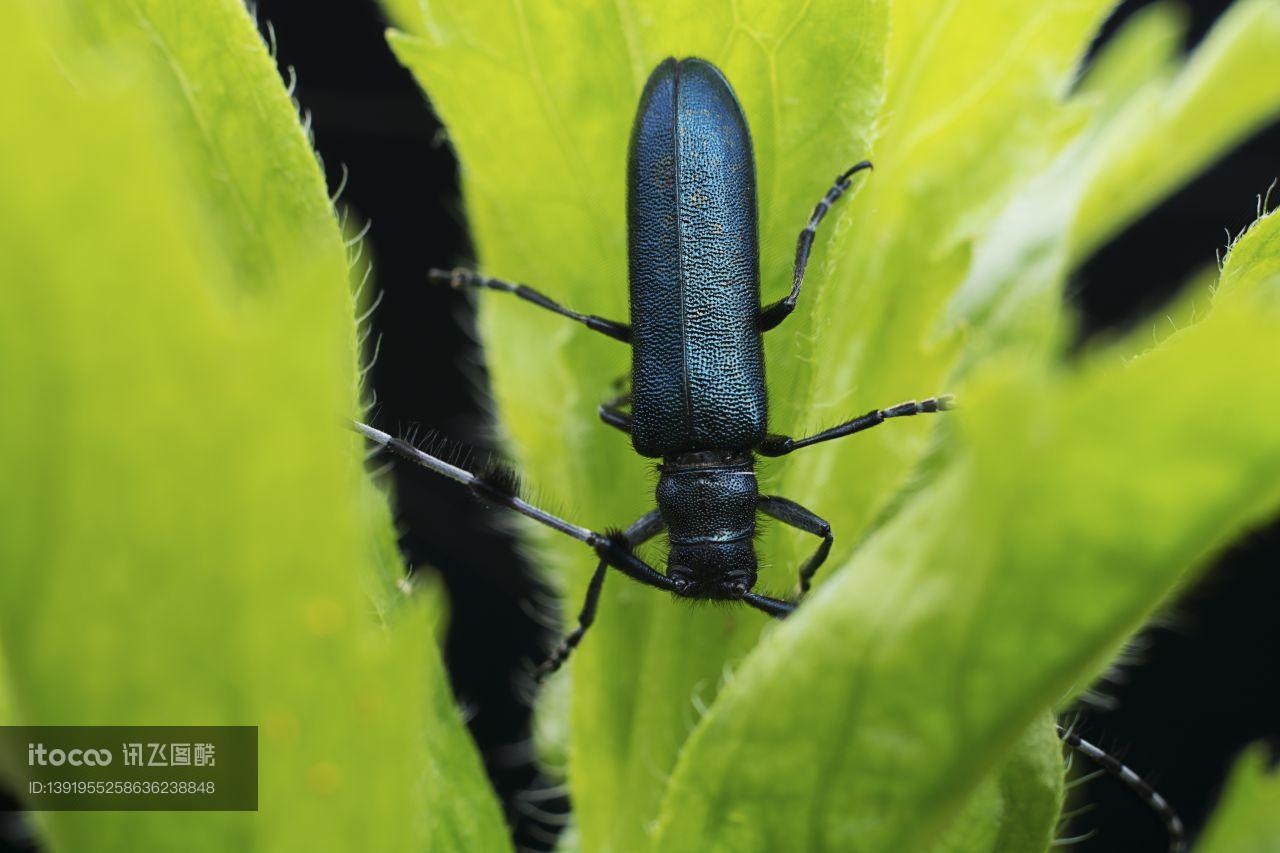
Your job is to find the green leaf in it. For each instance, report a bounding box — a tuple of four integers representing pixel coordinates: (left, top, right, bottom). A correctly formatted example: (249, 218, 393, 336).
(931, 718, 1063, 853)
(66, 0, 348, 300)
(944, 0, 1280, 367)
(1220, 199, 1280, 301)
(0, 2, 505, 851)
(1197, 745, 1280, 853)
(1071, 0, 1280, 261)
(379, 0, 427, 37)
(1075, 2, 1184, 113)
(775, 0, 1111, 603)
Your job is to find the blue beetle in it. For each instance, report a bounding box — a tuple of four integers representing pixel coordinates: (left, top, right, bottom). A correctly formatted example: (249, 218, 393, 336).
(381, 55, 949, 662)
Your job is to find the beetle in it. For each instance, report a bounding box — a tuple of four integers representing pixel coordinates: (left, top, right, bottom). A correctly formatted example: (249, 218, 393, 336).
(374, 56, 952, 662)
(356, 56, 1184, 852)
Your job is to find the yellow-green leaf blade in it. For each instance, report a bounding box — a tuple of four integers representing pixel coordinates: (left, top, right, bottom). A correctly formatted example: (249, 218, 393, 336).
(931, 717, 1064, 853)
(1070, 0, 1280, 261)
(1197, 746, 1280, 853)
(0, 3, 507, 850)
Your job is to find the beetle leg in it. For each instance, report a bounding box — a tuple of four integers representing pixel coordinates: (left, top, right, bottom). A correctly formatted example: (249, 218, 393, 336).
(535, 509, 665, 681)
(598, 392, 632, 434)
(758, 495, 833, 596)
(537, 559, 609, 681)
(759, 160, 872, 332)
(758, 395, 954, 457)
(428, 267, 631, 342)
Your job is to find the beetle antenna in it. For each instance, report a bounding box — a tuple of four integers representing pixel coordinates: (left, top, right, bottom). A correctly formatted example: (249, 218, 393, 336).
(1057, 723, 1186, 853)
(353, 420, 600, 546)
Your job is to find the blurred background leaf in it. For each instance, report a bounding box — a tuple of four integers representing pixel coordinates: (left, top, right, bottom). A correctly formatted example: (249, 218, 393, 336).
(1196, 745, 1280, 853)
(0, 1, 505, 850)
(944, 0, 1280, 364)
(1070, 0, 1280, 261)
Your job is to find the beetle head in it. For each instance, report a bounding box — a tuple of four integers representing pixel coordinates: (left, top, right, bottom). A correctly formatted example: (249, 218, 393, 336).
(667, 542, 757, 600)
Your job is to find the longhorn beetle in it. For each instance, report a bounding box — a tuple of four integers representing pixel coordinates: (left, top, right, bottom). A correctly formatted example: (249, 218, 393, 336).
(357, 57, 1185, 852)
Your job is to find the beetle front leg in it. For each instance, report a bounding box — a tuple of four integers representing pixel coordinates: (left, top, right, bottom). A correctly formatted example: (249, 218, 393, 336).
(742, 592, 796, 618)
(534, 559, 608, 682)
(758, 395, 954, 456)
(535, 509, 666, 681)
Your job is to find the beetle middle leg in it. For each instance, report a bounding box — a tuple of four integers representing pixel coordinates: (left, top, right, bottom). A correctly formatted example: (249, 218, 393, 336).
(758, 395, 955, 457)
(758, 495, 833, 596)
(598, 392, 632, 434)
(535, 508, 665, 681)
(759, 160, 873, 331)
(429, 267, 632, 342)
